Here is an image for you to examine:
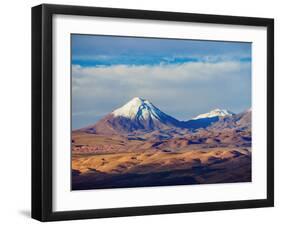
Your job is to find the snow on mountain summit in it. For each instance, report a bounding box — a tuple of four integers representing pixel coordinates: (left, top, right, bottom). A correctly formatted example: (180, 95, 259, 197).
(113, 97, 164, 121)
(83, 97, 183, 134)
(192, 108, 234, 120)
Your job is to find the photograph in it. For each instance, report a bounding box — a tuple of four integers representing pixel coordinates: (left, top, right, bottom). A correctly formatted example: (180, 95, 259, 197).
(71, 34, 252, 190)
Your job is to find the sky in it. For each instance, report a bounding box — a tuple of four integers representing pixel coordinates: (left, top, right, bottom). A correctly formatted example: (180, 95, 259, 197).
(72, 34, 252, 129)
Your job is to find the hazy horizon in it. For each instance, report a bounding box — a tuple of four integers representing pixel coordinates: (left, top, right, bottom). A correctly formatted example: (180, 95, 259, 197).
(72, 34, 251, 129)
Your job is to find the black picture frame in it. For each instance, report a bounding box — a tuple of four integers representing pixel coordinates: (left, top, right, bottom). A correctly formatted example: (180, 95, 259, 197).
(32, 3, 274, 222)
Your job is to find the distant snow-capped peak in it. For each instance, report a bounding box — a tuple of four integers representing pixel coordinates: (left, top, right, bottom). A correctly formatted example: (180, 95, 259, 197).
(192, 108, 234, 120)
(112, 97, 163, 121)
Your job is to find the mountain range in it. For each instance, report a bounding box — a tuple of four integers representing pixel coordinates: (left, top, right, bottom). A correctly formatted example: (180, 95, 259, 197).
(72, 97, 252, 189)
(79, 97, 251, 135)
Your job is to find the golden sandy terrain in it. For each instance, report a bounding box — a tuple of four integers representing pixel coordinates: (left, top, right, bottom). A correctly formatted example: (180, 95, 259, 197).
(72, 131, 251, 190)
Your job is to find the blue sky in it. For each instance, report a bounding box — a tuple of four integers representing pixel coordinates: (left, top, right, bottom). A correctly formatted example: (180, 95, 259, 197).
(72, 34, 251, 129)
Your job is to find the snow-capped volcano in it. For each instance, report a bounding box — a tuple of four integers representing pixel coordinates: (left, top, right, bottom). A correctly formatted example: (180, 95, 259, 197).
(82, 97, 182, 134)
(113, 97, 169, 121)
(208, 108, 251, 130)
(192, 108, 234, 120)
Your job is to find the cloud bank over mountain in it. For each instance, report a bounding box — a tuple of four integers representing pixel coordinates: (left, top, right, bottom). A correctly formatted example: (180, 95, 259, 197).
(72, 35, 251, 129)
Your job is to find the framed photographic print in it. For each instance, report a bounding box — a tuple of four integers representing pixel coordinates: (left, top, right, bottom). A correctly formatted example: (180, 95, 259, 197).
(32, 4, 274, 221)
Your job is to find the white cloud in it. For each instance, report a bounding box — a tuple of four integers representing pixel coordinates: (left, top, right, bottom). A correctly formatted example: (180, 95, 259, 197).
(73, 61, 248, 89)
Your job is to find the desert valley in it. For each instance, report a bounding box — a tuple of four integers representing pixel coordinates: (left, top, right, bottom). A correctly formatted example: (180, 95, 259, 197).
(72, 97, 251, 190)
